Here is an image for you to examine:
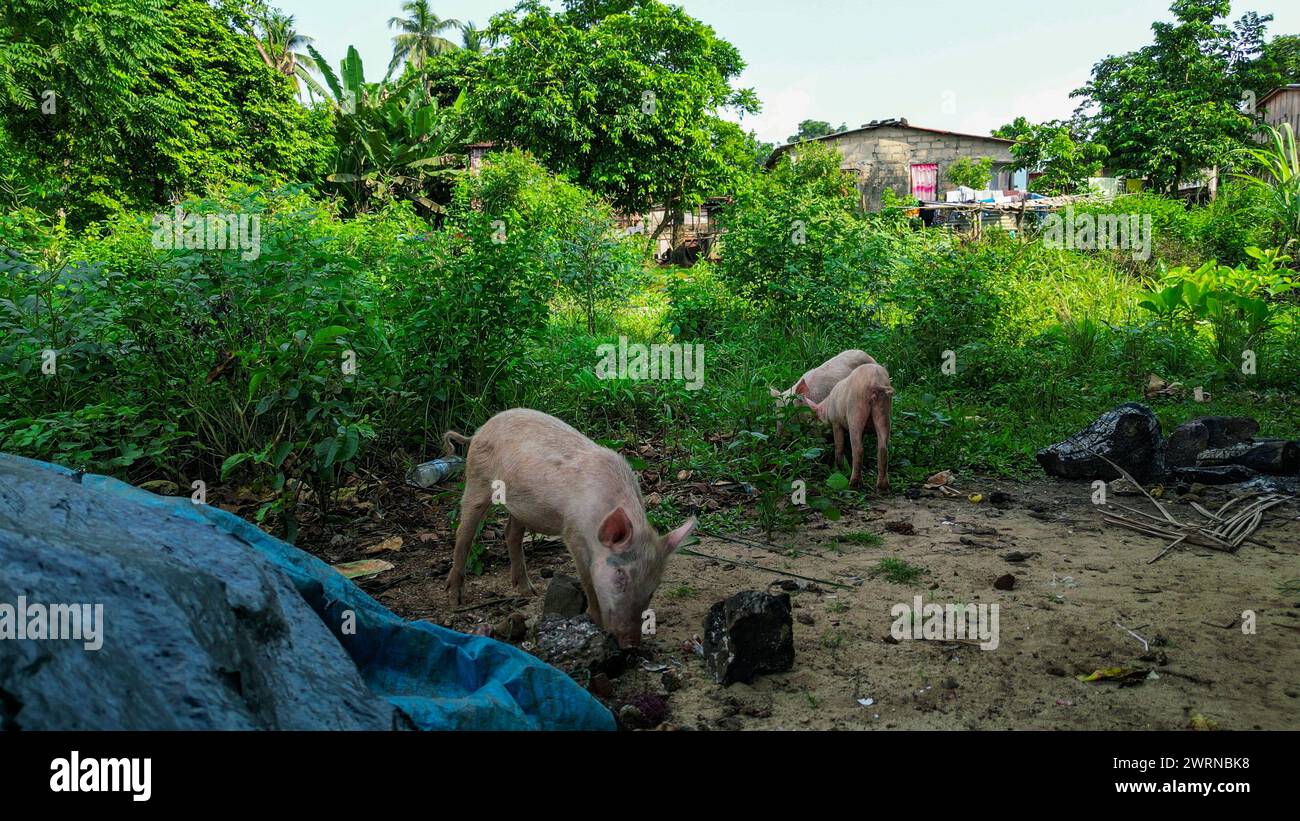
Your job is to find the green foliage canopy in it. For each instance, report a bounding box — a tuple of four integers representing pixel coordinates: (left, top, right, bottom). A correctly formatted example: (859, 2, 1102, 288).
(461, 0, 759, 215)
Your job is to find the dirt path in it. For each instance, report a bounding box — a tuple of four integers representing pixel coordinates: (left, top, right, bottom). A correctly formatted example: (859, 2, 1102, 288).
(292, 478, 1300, 730)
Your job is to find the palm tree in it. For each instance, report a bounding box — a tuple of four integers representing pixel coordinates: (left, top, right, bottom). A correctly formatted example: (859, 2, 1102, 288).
(250, 11, 318, 96)
(460, 21, 492, 54)
(387, 0, 461, 77)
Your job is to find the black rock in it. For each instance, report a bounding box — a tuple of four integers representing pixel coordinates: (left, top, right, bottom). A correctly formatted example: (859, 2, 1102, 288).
(1196, 439, 1299, 476)
(532, 614, 623, 676)
(1165, 420, 1211, 469)
(703, 591, 795, 686)
(1036, 403, 1163, 482)
(542, 574, 588, 618)
(1171, 465, 1259, 485)
(1190, 416, 1260, 448)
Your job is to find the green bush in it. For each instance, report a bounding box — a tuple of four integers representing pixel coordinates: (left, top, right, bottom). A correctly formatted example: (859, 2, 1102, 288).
(718, 142, 890, 328)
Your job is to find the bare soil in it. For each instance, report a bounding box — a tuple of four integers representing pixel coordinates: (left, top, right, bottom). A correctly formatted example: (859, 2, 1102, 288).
(272, 475, 1300, 730)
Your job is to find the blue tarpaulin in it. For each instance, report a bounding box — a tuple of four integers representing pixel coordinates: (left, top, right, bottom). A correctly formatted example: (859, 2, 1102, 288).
(0, 453, 614, 731)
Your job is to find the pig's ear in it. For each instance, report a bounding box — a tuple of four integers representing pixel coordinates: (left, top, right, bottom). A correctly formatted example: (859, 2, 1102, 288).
(793, 378, 809, 396)
(662, 516, 698, 555)
(598, 506, 634, 552)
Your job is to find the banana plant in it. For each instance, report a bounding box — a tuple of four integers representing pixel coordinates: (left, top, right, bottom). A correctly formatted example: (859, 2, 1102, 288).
(305, 45, 467, 216)
(1233, 123, 1300, 255)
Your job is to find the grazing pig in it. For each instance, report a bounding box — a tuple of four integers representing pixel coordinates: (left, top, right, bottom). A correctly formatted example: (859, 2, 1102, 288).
(442, 408, 696, 648)
(795, 363, 894, 493)
(771, 349, 875, 433)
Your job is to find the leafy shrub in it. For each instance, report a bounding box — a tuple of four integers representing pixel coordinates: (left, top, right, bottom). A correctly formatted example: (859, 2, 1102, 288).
(662, 261, 753, 340)
(718, 142, 889, 328)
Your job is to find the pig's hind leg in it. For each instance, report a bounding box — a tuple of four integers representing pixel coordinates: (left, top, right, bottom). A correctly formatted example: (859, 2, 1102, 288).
(446, 481, 492, 605)
(504, 515, 537, 597)
(847, 406, 868, 488)
(872, 401, 891, 494)
(832, 424, 846, 471)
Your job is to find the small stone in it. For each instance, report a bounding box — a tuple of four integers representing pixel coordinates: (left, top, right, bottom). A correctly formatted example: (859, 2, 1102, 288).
(885, 521, 914, 535)
(493, 611, 527, 641)
(542, 574, 587, 618)
(590, 672, 614, 698)
(796, 611, 815, 626)
(618, 704, 647, 730)
(620, 693, 668, 729)
(989, 491, 1012, 506)
(942, 677, 959, 689)
(994, 574, 1016, 591)
(661, 670, 682, 693)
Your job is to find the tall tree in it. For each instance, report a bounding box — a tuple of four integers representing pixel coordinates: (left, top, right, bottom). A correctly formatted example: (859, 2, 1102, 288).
(1240, 34, 1300, 102)
(387, 0, 461, 77)
(0, 0, 331, 223)
(994, 118, 1108, 195)
(464, 0, 758, 223)
(786, 120, 846, 144)
(459, 21, 492, 54)
(1071, 0, 1261, 193)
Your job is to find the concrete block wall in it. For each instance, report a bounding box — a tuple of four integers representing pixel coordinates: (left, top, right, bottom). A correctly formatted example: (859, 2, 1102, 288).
(822, 126, 1016, 209)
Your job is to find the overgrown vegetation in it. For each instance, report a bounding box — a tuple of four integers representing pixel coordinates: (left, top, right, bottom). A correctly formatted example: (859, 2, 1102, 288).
(1, 0, 1298, 543)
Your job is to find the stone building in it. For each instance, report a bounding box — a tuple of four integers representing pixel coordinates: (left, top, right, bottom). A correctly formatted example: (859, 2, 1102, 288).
(767, 118, 1018, 210)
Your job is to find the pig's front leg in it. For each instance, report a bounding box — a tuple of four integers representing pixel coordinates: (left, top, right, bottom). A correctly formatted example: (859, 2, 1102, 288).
(504, 515, 537, 597)
(571, 557, 604, 628)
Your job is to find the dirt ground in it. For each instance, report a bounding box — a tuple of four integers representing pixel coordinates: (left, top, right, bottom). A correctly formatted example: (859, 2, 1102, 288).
(279, 475, 1300, 731)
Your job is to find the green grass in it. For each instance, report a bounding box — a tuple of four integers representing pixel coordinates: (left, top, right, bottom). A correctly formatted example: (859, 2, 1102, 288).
(664, 584, 699, 599)
(835, 531, 884, 547)
(819, 628, 846, 650)
(870, 558, 926, 585)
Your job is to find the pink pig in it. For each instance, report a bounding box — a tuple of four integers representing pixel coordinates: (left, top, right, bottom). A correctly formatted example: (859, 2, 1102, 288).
(795, 363, 894, 493)
(771, 349, 875, 433)
(442, 408, 696, 648)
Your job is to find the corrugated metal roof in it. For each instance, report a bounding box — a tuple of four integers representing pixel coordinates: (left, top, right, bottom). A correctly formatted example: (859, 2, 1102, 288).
(766, 118, 1014, 167)
(1259, 85, 1300, 107)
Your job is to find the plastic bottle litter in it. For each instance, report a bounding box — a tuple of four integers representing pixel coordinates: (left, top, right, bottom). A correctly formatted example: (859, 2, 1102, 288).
(406, 455, 465, 488)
